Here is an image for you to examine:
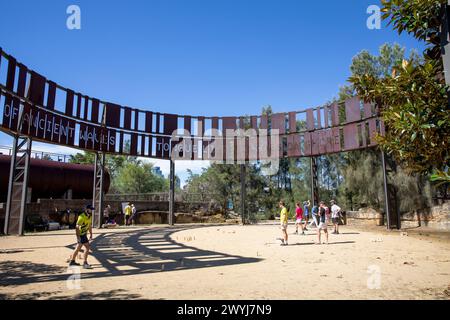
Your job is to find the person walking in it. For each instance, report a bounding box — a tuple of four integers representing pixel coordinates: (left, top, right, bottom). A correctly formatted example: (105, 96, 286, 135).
(68, 204, 94, 269)
(278, 200, 289, 246)
(309, 204, 319, 228)
(316, 201, 329, 245)
(303, 200, 310, 231)
(330, 200, 342, 234)
(130, 203, 137, 226)
(124, 202, 132, 226)
(294, 202, 304, 235)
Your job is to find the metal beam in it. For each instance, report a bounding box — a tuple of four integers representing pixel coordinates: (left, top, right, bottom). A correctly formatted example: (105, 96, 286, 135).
(4, 135, 32, 235)
(168, 159, 175, 226)
(240, 164, 246, 225)
(381, 150, 392, 230)
(92, 152, 105, 228)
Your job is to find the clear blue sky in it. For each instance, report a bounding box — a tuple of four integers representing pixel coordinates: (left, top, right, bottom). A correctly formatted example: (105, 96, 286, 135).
(0, 0, 424, 183)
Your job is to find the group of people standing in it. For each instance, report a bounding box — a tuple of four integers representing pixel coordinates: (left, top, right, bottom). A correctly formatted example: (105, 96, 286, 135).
(278, 199, 342, 246)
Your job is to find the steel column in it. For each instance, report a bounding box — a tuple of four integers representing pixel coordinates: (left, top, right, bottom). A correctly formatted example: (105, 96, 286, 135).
(168, 159, 175, 226)
(381, 150, 392, 229)
(310, 157, 319, 207)
(440, 2, 450, 87)
(92, 152, 105, 228)
(4, 135, 32, 235)
(240, 164, 246, 225)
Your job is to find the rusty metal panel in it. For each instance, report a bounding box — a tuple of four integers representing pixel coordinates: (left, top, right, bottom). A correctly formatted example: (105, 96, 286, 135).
(212, 117, 219, 130)
(363, 101, 373, 119)
(145, 111, 153, 133)
(318, 130, 327, 154)
(107, 129, 116, 153)
(155, 112, 161, 133)
(332, 127, 341, 152)
(324, 106, 329, 128)
(345, 96, 361, 123)
(123, 107, 132, 129)
(105, 103, 121, 127)
(6, 56, 16, 91)
(75, 94, 82, 118)
(140, 134, 145, 156)
(83, 96, 89, 120)
(118, 132, 124, 154)
(288, 112, 296, 133)
(156, 136, 171, 159)
(343, 123, 359, 150)
(20, 103, 32, 135)
(65, 89, 74, 116)
(134, 110, 139, 131)
(250, 116, 258, 129)
(130, 133, 138, 155)
(184, 116, 191, 133)
(91, 99, 100, 123)
(306, 109, 314, 131)
(2, 93, 13, 130)
(78, 122, 90, 149)
(16, 64, 28, 98)
(311, 131, 320, 155)
(330, 102, 339, 126)
(303, 132, 312, 156)
(197, 116, 205, 136)
(287, 134, 301, 157)
(260, 115, 268, 129)
(316, 108, 322, 129)
(164, 113, 178, 136)
(222, 117, 237, 131)
(46, 81, 56, 110)
(271, 113, 285, 134)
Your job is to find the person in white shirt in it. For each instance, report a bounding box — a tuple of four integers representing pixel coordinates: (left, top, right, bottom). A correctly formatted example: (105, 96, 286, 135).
(330, 200, 342, 234)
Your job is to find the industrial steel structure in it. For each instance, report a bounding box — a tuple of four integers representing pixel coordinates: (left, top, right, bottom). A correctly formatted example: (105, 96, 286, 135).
(0, 48, 393, 235)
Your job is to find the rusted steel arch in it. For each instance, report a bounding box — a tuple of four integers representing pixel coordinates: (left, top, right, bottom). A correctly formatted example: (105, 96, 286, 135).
(0, 48, 384, 161)
(0, 48, 396, 235)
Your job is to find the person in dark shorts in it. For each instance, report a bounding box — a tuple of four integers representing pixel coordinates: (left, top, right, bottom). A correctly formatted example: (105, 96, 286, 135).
(316, 201, 329, 245)
(68, 204, 94, 269)
(330, 200, 342, 234)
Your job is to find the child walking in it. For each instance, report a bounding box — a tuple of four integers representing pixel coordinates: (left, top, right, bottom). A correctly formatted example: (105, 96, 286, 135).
(295, 202, 304, 235)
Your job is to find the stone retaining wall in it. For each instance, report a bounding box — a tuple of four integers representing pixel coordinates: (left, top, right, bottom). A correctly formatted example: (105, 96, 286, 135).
(346, 201, 450, 231)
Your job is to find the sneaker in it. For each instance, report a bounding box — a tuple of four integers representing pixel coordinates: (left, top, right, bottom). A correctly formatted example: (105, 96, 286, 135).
(302, 232, 305, 235)
(69, 260, 80, 266)
(83, 262, 93, 269)
(280, 243, 287, 246)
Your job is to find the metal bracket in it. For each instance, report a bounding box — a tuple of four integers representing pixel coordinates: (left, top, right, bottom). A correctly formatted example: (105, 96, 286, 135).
(92, 152, 105, 228)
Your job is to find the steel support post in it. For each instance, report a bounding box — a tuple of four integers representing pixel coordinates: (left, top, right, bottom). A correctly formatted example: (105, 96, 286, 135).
(240, 164, 246, 225)
(4, 135, 32, 235)
(380, 150, 393, 230)
(168, 159, 175, 226)
(92, 152, 105, 228)
(310, 157, 319, 207)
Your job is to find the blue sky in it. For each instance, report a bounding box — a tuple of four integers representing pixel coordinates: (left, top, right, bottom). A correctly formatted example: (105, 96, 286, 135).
(0, 0, 424, 185)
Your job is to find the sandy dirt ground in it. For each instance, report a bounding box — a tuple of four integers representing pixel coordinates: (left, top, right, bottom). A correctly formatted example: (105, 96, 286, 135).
(0, 223, 449, 300)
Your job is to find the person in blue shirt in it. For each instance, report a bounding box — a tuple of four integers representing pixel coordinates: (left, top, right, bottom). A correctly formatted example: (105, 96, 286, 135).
(302, 200, 310, 231)
(309, 204, 319, 228)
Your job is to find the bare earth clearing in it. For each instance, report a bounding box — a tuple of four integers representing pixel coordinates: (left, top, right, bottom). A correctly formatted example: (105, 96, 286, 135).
(0, 223, 449, 300)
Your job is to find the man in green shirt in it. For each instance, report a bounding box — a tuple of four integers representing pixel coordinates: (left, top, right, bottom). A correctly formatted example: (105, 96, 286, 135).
(68, 204, 94, 269)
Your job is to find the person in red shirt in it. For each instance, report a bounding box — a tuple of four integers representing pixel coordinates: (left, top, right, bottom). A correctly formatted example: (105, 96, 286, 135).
(295, 202, 305, 235)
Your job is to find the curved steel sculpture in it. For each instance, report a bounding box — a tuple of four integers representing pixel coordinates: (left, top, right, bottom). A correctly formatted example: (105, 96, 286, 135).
(0, 48, 391, 235)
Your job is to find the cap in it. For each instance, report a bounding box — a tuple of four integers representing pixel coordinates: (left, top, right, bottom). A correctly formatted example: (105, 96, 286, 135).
(86, 204, 95, 210)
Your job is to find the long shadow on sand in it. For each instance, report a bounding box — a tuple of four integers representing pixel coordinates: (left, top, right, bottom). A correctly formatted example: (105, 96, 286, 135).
(0, 225, 261, 287)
